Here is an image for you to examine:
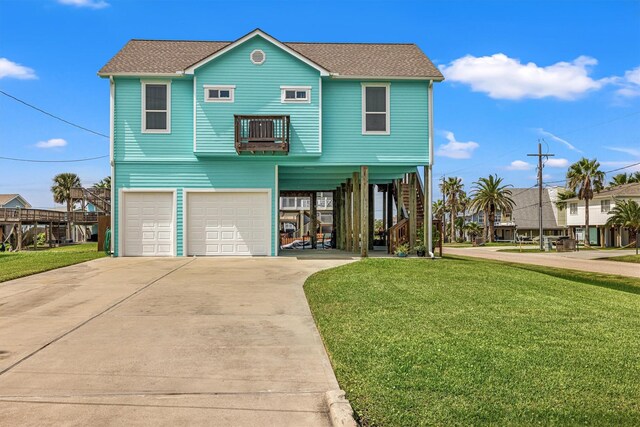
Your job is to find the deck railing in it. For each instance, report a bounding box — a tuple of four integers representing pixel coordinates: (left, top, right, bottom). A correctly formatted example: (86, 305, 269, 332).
(388, 218, 409, 254)
(234, 115, 290, 153)
(0, 208, 100, 224)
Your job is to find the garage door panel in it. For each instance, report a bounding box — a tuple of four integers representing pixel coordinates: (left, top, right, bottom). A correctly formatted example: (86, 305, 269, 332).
(123, 192, 174, 256)
(187, 192, 270, 256)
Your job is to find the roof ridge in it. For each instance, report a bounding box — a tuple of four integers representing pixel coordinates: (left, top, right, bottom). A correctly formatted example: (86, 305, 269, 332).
(127, 39, 417, 46)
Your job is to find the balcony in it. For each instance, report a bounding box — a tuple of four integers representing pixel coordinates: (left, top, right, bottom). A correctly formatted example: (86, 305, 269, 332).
(234, 115, 290, 154)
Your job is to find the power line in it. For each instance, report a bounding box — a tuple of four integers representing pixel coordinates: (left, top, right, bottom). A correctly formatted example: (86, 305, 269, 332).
(0, 155, 108, 163)
(0, 90, 109, 139)
(543, 161, 640, 185)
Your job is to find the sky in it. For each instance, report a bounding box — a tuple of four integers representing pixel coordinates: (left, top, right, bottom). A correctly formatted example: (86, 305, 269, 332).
(1, 0, 639, 207)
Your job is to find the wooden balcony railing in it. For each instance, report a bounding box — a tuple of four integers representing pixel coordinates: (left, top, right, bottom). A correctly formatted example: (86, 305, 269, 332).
(388, 218, 409, 254)
(234, 115, 290, 154)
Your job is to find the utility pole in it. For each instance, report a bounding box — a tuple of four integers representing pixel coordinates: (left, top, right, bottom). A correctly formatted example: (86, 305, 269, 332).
(528, 140, 554, 251)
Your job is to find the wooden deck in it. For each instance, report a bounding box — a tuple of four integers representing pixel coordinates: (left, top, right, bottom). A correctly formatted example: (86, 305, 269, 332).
(0, 208, 101, 225)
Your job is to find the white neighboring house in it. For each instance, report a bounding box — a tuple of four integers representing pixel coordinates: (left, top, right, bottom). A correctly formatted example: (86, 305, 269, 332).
(565, 182, 640, 247)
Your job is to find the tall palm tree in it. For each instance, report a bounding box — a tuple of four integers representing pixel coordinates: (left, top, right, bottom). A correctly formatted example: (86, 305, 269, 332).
(440, 177, 464, 243)
(470, 174, 515, 243)
(94, 176, 111, 189)
(566, 158, 605, 247)
(605, 199, 640, 254)
(51, 173, 81, 240)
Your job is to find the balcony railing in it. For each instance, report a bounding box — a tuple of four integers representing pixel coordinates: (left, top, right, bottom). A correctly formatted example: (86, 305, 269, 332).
(234, 115, 290, 154)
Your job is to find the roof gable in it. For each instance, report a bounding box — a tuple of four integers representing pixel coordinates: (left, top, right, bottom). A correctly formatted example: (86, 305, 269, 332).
(185, 29, 330, 76)
(0, 193, 31, 208)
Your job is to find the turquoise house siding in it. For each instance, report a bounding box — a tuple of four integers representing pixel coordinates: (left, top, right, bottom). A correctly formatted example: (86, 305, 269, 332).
(195, 36, 320, 156)
(113, 161, 277, 256)
(114, 78, 194, 161)
(320, 79, 430, 165)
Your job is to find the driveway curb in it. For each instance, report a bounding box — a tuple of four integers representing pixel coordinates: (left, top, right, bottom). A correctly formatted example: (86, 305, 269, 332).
(325, 390, 358, 427)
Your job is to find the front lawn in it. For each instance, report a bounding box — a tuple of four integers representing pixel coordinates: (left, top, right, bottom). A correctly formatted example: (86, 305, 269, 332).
(604, 254, 640, 264)
(0, 243, 105, 283)
(305, 258, 640, 426)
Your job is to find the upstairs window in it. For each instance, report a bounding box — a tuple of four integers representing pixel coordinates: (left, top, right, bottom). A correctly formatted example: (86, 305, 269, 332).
(601, 199, 610, 213)
(142, 81, 171, 133)
(569, 203, 578, 215)
(281, 86, 311, 103)
(204, 85, 235, 102)
(362, 83, 390, 135)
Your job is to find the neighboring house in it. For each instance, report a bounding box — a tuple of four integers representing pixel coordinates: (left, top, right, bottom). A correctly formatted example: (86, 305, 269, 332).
(0, 194, 32, 242)
(0, 194, 31, 209)
(280, 192, 333, 235)
(465, 187, 564, 241)
(565, 182, 640, 247)
(99, 28, 442, 256)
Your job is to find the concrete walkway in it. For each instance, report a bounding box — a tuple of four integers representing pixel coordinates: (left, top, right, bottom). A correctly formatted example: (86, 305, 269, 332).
(0, 256, 355, 426)
(445, 247, 640, 278)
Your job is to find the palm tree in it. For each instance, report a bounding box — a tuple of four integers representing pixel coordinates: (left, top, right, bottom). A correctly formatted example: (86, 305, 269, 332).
(554, 188, 577, 210)
(94, 176, 111, 189)
(464, 221, 482, 243)
(51, 173, 81, 240)
(440, 177, 464, 242)
(470, 174, 515, 243)
(566, 158, 605, 247)
(605, 199, 640, 254)
(609, 172, 640, 187)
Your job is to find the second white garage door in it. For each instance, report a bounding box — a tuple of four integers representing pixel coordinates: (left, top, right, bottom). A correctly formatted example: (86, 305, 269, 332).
(186, 192, 270, 256)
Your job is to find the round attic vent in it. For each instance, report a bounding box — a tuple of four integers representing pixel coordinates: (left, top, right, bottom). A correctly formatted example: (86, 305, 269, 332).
(250, 49, 266, 65)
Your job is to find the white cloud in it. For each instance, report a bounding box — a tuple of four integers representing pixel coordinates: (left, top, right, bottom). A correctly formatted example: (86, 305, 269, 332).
(0, 58, 37, 80)
(36, 138, 67, 149)
(58, 0, 109, 9)
(436, 131, 479, 159)
(545, 158, 569, 168)
(606, 146, 640, 157)
(506, 160, 533, 171)
(440, 53, 605, 100)
(612, 66, 640, 97)
(536, 128, 582, 153)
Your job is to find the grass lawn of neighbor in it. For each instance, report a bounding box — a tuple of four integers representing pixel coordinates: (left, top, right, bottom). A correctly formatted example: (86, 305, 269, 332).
(603, 254, 640, 264)
(0, 243, 105, 283)
(305, 257, 640, 426)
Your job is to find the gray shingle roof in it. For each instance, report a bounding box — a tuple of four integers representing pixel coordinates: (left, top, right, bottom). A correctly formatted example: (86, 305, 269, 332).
(510, 188, 561, 229)
(98, 38, 443, 79)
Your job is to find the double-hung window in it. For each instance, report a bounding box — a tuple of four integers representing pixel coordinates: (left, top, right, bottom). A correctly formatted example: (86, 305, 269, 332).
(204, 85, 235, 102)
(281, 86, 311, 103)
(142, 81, 170, 133)
(600, 199, 610, 213)
(362, 83, 390, 135)
(569, 203, 578, 215)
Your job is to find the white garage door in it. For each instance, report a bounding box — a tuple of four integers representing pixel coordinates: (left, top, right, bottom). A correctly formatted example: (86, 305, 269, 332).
(122, 192, 174, 256)
(187, 192, 270, 256)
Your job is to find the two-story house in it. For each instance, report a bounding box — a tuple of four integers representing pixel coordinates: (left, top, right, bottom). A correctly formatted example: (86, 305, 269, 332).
(565, 182, 640, 247)
(99, 29, 442, 257)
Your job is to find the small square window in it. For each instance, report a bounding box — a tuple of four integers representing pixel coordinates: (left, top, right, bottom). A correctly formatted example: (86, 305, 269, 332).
(281, 87, 311, 103)
(204, 85, 235, 102)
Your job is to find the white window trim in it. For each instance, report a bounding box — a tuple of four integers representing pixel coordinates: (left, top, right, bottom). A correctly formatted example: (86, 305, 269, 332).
(600, 199, 611, 213)
(362, 82, 390, 135)
(141, 80, 171, 134)
(569, 203, 578, 215)
(280, 86, 311, 103)
(204, 85, 236, 103)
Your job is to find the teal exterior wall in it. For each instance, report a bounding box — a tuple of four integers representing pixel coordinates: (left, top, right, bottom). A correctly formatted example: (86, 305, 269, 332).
(113, 161, 276, 256)
(195, 36, 320, 156)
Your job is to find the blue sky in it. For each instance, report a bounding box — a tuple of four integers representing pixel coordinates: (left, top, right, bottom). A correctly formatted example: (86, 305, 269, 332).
(1, 0, 639, 207)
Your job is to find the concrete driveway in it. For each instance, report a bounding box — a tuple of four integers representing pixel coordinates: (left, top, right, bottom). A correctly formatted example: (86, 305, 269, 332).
(0, 256, 354, 426)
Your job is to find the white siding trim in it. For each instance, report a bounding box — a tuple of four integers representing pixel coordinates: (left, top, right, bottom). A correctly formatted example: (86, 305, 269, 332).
(109, 77, 115, 254)
(193, 75, 197, 152)
(184, 29, 330, 76)
(275, 165, 279, 256)
(182, 188, 273, 257)
(318, 77, 322, 153)
(119, 188, 177, 257)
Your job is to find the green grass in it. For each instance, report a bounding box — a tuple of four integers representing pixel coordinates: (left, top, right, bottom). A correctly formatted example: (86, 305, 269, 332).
(305, 257, 640, 426)
(0, 243, 106, 283)
(603, 254, 640, 264)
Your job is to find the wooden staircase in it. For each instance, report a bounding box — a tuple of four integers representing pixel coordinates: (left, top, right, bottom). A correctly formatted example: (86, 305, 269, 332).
(398, 171, 425, 228)
(388, 170, 426, 253)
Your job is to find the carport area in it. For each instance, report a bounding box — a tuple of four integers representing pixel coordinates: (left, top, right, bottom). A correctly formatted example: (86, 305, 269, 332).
(0, 256, 354, 426)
